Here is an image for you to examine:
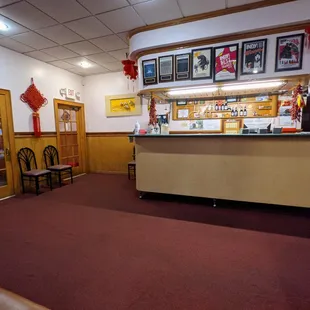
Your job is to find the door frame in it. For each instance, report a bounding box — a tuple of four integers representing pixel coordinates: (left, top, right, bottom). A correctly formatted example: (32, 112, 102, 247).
(53, 99, 87, 174)
(0, 89, 18, 195)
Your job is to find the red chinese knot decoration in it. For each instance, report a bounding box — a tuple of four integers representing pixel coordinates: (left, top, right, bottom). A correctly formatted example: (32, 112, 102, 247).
(290, 83, 305, 122)
(20, 78, 48, 137)
(121, 59, 138, 81)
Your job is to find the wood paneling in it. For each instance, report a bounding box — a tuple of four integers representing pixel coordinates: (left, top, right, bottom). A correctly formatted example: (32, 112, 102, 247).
(87, 133, 133, 174)
(129, 0, 294, 38)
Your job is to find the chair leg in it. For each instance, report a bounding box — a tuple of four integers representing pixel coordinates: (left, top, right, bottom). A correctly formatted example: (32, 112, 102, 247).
(35, 177, 39, 196)
(58, 172, 62, 187)
(70, 168, 73, 184)
(21, 177, 25, 194)
(49, 174, 53, 191)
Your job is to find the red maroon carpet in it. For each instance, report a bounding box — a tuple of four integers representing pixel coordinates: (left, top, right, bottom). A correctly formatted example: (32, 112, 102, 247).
(0, 174, 310, 310)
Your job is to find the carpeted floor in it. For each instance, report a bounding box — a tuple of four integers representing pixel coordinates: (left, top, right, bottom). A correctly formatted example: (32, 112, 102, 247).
(0, 174, 310, 310)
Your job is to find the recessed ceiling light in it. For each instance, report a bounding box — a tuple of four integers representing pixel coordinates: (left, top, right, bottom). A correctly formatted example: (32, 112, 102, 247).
(0, 21, 9, 31)
(80, 61, 91, 68)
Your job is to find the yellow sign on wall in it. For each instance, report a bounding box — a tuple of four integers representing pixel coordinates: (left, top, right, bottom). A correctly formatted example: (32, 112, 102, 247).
(105, 94, 142, 117)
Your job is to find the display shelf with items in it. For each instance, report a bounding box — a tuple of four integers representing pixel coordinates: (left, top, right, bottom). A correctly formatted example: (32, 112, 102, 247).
(172, 95, 278, 121)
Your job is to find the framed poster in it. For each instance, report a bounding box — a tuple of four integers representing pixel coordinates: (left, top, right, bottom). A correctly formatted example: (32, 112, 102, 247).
(142, 59, 157, 85)
(214, 44, 238, 82)
(275, 34, 304, 72)
(105, 94, 141, 117)
(159, 55, 174, 83)
(175, 54, 190, 80)
(191, 47, 212, 80)
(241, 39, 267, 75)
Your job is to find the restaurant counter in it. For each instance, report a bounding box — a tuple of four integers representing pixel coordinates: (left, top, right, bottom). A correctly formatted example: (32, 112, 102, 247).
(129, 133, 310, 208)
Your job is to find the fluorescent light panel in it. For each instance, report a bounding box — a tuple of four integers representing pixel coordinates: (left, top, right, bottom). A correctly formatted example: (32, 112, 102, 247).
(0, 21, 9, 31)
(221, 81, 284, 91)
(168, 87, 218, 96)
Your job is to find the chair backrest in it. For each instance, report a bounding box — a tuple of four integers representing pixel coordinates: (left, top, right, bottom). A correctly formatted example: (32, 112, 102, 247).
(17, 148, 37, 173)
(132, 146, 135, 161)
(43, 145, 60, 168)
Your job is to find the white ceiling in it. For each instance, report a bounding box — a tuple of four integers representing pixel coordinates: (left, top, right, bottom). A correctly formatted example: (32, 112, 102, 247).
(0, 0, 267, 76)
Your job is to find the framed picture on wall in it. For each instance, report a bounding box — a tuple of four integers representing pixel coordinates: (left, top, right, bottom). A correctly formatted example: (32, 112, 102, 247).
(213, 44, 238, 82)
(105, 94, 142, 117)
(275, 34, 304, 72)
(241, 39, 267, 75)
(191, 47, 213, 80)
(159, 55, 174, 83)
(175, 54, 191, 80)
(142, 59, 157, 85)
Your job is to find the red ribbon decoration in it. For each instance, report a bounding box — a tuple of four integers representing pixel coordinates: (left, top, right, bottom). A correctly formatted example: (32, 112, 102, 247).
(121, 59, 138, 81)
(20, 78, 48, 137)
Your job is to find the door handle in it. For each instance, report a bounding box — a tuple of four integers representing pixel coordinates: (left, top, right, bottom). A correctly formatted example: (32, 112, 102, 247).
(5, 148, 11, 161)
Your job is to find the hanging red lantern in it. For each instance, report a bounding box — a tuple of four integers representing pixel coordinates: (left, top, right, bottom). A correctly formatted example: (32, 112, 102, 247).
(20, 78, 48, 137)
(305, 27, 310, 50)
(121, 59, 138, 81)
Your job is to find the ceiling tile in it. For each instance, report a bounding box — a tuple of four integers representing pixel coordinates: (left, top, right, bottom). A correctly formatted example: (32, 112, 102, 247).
(97, 6, 145, 33)
(25, 50, 58, 62)
(12, 31, 57, 49)
(91, 35, 127, 52)
(0, 0, 20, 7)
(36, 25, 83, 45)
(77, 0, 129, 14)
(0, 1, 57, 29)
(128, 0, 149, 4)
(49, 60, 75, 69)
(177, 0, 226, 16)
(41, 46, 79, 59)
(102, 61, 123, 71)
(134, 0, 183, 24)
(108, 48, 128, 61)
(227, 0, 263, 7)
(65, 56, 98, 67)
(86, 52, 117, 65)
(67, 67, 86, 76)
(82, 66, 110, 75)
(117, 32, 129, 44)
(0, 37, 34, 52)
(0, 14, 28, 36)
(64, 41, 102, 56)
(27, 0, 90, 23)
(65, 17, 112, 39)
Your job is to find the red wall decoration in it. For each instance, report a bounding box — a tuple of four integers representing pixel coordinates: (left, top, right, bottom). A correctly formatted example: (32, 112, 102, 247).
(20, 78, 48, 137)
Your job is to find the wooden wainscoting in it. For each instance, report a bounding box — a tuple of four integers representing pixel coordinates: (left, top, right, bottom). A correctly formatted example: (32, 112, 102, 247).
(86, 132, 133, 174)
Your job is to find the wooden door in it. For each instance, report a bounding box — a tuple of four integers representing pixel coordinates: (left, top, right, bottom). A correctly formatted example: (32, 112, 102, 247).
(54, 99, 86, 176)
(0, 91, 15, 198)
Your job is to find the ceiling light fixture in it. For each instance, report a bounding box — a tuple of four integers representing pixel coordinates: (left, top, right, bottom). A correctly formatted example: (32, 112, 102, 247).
(0, 21, 9, 31)
(168, 86, 218, 96)
(221, 80, 284, 91)
(79, 61, 91, 68)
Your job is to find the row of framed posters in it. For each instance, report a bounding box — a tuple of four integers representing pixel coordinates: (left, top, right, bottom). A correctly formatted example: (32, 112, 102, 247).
(142, 33, 304, 85)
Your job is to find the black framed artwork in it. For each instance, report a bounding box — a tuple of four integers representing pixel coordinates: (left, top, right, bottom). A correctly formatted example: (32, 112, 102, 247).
(142, 58, 157, 85)
(275, 33, 304, 72)
(159, 55, 174, 83)
(175, 54, 191, 81)
(213, 44, 238, 82)
(191, 47, 212, 80)
(241, 39, 267, 75)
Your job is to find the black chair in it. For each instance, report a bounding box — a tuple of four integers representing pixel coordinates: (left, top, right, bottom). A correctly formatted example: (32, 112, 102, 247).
(17, 147, 52, 195)
(44, 145, 73, 187)
(128, 146, 136, 180)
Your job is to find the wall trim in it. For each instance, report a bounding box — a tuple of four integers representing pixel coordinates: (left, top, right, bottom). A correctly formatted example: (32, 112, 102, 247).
(129, 0, 294, 39)
(15, 132, 57, 138)
(136, 22, 308, 59)
(86, 132, 132, 137)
